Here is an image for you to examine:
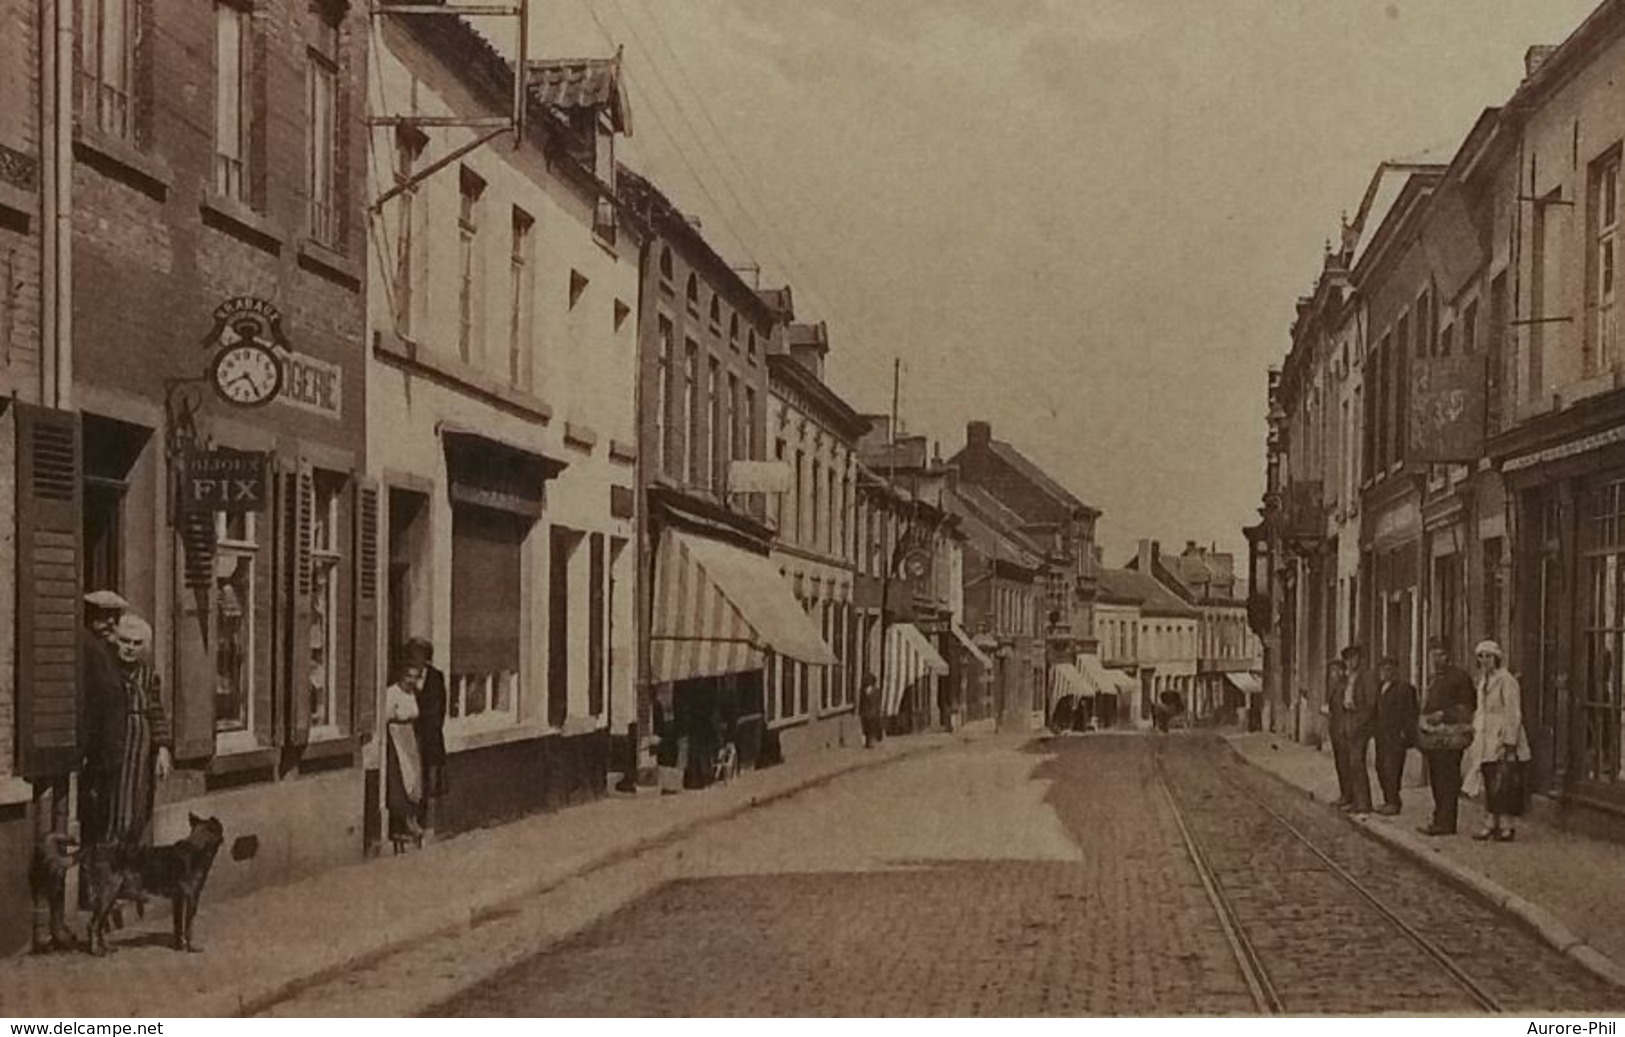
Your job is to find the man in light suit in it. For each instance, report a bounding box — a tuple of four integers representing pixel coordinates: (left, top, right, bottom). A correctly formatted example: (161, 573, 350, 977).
(1338, 645, 1376, 815)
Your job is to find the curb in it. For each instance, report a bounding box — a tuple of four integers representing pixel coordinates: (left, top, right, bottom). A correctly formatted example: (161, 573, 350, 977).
(225, 735, 958, 1016)
(1224, 738, 1625, 993)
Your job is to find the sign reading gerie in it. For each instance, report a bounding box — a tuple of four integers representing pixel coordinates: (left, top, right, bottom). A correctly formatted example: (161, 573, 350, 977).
(181, 450, 270, 513)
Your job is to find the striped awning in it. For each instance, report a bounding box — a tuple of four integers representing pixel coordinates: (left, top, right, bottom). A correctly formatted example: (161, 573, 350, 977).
(883, 622, 949, 715)
(949, 622, 993, 669)
(1104, 667, 1139, 696)
(650, 529, 836, 684)
(1226, 671, 1264, 696)
(1050, 663, 1093, 701)
(1078, 654, 1124, 698)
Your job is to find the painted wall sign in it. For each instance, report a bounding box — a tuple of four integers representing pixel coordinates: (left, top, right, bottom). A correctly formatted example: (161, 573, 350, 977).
(181, 450, 270, 513)
(278, 350, 343, 419)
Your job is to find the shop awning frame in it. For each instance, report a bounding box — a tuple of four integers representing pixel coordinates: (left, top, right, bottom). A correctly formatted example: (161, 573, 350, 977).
(949, 622, 993, 669)
(883, 622, 949, 715)
(649, 529, 837, 684)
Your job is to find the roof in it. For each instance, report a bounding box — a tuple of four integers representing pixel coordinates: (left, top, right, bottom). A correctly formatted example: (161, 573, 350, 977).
(1097, 568, 1198, 618)
(756, 286, 795, 321)
(788, 322, 828, 351)
(527, 53, 630, 133)
(859, 435, 930, 474)
(951, 439, 1100, 519)
(944, 486, 1046, 570)
(766, 353, 869, 441)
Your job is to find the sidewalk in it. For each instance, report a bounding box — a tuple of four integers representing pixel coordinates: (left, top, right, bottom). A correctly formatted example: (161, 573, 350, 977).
(1228, 731, 1625, 989)
(0, 733, 963, 1018)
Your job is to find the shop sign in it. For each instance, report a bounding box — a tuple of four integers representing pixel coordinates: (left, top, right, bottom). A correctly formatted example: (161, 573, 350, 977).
(181, 450, 270, 513)
(278, 350, 343, 419)
(1409, 355, 1485, 462)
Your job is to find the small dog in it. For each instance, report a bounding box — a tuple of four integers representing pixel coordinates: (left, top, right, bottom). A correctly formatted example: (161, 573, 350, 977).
(85, 813, 225, 955)
(28, 833, 81, 953)
(712, 742, 738, 785)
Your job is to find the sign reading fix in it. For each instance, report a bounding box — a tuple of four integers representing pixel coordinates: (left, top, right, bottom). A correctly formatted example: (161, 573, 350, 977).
(181, 450, 270, 513)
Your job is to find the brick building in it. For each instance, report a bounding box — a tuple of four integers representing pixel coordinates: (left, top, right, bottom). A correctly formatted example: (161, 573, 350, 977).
(0, 0, 374, 952)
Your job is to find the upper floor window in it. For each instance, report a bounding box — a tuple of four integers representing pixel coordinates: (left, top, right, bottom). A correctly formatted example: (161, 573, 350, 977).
(458, 166, 487, 363)
(1589, 148, 1621, 374)
(76, 0, 134, 140)
(686, 274, 700, 316)
(306, 7, 341, 246)
(215, 2, 252, 200)
(729, 314, 740, 350)
(509, 207, 535, 390)
(709, 295, 722, 336)
(747, 329, 758, 361)
(658, 246, 674, 286)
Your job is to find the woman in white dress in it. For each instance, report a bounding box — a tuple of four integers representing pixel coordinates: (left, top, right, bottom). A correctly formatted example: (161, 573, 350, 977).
(385, 661, 426, 851)
(1467, 640, 1532, 842)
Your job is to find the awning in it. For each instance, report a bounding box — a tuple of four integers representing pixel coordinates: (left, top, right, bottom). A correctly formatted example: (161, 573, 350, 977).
(883, 623, 949, 715)
(1225, 671, 1264, 696)
(1050, 663, 1093, 701)
(1078, 654, 1125, 698)
(650, 529, 837, 684)
(1104, 668, 1139, 696)
(949, 622, 993, 669)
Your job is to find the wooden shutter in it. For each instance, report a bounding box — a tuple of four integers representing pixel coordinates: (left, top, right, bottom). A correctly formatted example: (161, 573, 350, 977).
(352, 476, 379, 745)
(15, 404, 83, 778)
(285, 462, 314, 747)
(588, 532, 605, 717)
(548, 528, 569, 728)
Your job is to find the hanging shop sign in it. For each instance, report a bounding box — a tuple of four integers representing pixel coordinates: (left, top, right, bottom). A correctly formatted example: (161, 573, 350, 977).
(204, 296, 287, 409)
(180, 449, 270, 513)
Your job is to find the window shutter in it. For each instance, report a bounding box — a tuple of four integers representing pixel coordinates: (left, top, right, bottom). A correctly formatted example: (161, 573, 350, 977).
(588, 532, 605, 717)
(15, 404, 83, 778)
(351, 476, 379, 745)
(285, 462, 314, 747)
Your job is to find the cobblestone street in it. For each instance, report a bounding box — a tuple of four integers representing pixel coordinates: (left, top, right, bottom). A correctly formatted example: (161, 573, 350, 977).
(260, 733, 1625, 1017)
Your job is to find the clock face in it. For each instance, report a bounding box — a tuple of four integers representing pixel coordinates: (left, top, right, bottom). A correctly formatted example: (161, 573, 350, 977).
(211, 344, 283, 408)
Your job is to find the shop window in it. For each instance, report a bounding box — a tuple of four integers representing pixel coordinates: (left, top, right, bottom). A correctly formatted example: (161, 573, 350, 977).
(213, 511, 258, 747)
(306, 473, 344, 732)
(1581, 481, 1625, 783)
(449, 505, 524, 731)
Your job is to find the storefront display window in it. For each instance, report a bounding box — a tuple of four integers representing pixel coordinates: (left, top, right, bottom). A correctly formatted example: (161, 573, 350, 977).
(1582, 479, 1625, 784)
(213, 511, 257, 743)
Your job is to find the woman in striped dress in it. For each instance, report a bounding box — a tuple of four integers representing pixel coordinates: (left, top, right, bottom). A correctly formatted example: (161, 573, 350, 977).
(106, 614, 173, 846)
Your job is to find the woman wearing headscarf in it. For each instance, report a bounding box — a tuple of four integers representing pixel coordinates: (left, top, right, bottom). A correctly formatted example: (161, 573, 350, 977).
(87, 614, 172, 848)
(385, 659, 426, 850)
(1468, 639, 1531, 841)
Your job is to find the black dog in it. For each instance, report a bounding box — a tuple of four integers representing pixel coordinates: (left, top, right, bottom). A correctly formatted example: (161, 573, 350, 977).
(86, 813, 225, 955)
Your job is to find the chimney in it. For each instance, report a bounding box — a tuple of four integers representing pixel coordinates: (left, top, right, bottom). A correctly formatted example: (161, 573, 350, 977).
(967, 420, 991, 448)
(1524, 44, 1558, 80)
(1137, 538, 1153, 574)
(944, 464, 960, 495)
(788, 321, 829, 381)
(864, 414, 891, 444)
(1185, 540, 1197, 555)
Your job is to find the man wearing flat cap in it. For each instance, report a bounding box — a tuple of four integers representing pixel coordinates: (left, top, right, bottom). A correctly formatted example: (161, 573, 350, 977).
(1417, 636, 1475, 836)
(1337, 645, 1377, 814)
(79, 590, 130, 848)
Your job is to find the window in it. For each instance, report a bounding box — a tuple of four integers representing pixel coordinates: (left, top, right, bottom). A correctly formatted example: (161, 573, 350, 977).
(1590, 150, 1621, 374)
(810, 460, 821, 548)
(215, 2, 251, 200)
(76, 0, 134, 139)
(747, 329, 758, 361)
(709, 295, 722, 335)
(307, 474, 343, 731)
(709, 358, 724, 491)
(392, 127, 426, 338)
(686, 274, 699, 316)
(509, 207, 534, 389)
(744, 387, 757, 460)
(827, 467, 836, 553)
(794, 450, 805, 542)
(306, 10, 340, 245)
(213, 511, 258, 742)
(728, 373, 742, 475)
(458, 166, 485, 362)
(450, 505, 524, 729)
(1462, 300, 1479, 356)
(658, 246, 673, 286)
(729, 314, 740, 350)
(774, 439, 787, 529)
(686, 340, 701, 486)
(1580, 481, 1625, 783)
(659, 316, 676, 478)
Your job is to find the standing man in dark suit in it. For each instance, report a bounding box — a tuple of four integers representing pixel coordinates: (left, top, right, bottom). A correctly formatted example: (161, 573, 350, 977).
(1339, 645, 1376, 815)
(1374, 656, 1419, 815)
(1326, 659, 1352, 808)
(1417, 636, 1476, 836)
(403, 637, 448, 830)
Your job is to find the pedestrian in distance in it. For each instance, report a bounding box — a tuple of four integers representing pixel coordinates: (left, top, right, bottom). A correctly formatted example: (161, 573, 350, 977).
(651, 685, 685, 794)
(1415, 636, 1476, 837)
(859, 674, 883, 748)
(1468, 640, 1531, 842)
(1337, 645, 1376, 815)
(1373, 656, 1418, 816)
(1325, 658, 1352, 808)
(384, 659, 426, 851)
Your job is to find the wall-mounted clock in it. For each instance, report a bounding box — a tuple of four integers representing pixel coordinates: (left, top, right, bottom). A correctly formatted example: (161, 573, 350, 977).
(211, 342, 284, 408)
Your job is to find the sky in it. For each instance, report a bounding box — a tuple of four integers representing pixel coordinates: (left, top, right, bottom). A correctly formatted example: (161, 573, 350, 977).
(514, 0, 1603, 563)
